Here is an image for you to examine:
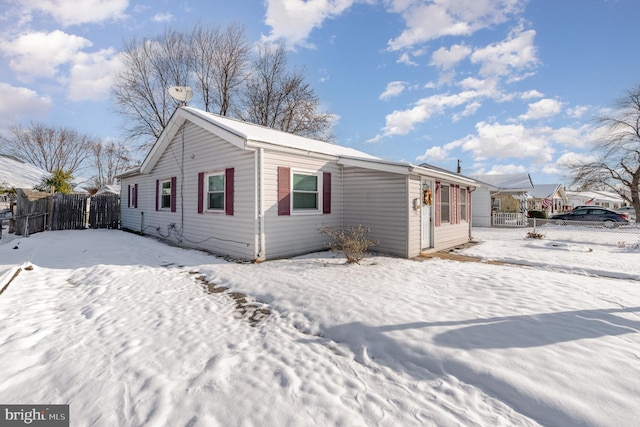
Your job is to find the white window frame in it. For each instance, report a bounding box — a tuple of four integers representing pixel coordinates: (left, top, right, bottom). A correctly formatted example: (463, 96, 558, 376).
(291, 170, 322, 214)
(460, 188, 467, 221)
(159, 179, 172, 210)
(129, 185, 137, 209)
(440, 184, 450, 223)
(205, 171, 225, 212)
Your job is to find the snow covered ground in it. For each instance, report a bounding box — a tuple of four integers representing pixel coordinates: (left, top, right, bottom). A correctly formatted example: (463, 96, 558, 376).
(0, 227, 638, 426)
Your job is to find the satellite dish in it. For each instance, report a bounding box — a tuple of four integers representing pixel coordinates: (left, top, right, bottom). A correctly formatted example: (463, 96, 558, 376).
(168, 86, 194, 104)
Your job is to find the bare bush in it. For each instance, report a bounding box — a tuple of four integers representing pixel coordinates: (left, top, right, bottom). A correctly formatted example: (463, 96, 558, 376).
(319, 224, 378, 264)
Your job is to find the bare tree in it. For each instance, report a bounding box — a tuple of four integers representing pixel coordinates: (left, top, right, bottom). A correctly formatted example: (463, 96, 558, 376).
(240, 42, 334, 141)
(571, 83, 640, 218)
(190, 22, 250, 115)
(91, 141, 131, 188)
(1, 122, 96, 174)
(112, 29, 191, 149)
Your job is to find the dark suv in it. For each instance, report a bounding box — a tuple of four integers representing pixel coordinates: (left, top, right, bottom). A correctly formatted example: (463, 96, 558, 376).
(550, 207, 629, 225)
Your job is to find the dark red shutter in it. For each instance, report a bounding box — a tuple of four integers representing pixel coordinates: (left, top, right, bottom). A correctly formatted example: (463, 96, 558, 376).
(435, 182, 441, 227)
(323, 172, 331, 214)
(456, 185, 461, 224)
(197, 172, 204, 214)
(127, 185, 131, 208)
(225, 168, 234, 216)
(170, 176, 177, 212)
(134, 184, 138, 208)
(155, 180, 159, 211)
(278, 167, 290, 216)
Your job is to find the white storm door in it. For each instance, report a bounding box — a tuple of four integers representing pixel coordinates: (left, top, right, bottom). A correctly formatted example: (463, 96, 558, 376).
(421, 180, 433, 249)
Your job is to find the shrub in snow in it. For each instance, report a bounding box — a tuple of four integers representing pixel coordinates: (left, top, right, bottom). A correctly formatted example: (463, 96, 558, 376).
(319, 224, 378, 264)
(526, 230, 545, 239)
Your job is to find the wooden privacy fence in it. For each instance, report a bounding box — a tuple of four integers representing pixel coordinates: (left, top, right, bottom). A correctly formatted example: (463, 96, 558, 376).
(89, 194, 120, 229)
(51, 193, 87, 230)
(13, 189, 120, 236)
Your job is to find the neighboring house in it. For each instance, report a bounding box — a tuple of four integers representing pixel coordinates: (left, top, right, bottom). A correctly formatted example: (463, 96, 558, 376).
(470, 173, 534, 227)
(95, 184, 121, 195)
(528, 184, 570, 214)
(119, 107, 478, 261)
(0, 154, 48, 190)
(566, 190, 625, 210)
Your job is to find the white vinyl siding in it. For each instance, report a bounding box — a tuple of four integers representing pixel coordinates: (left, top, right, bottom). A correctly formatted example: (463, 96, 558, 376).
(120, 122, 256, 260)
(262, 151, 342, 259)
(342, 167, 408, 257)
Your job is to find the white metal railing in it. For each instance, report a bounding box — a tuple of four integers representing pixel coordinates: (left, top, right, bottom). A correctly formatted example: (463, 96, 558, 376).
(492, 212, 527, 227)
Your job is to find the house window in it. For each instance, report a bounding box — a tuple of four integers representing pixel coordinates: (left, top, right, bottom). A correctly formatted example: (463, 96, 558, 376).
(460, 188, 467, 221)
(129, 184, 138, 208)
(160, 179, 172, 209)
(292, 172, 320, 211)
(440, 184, 450, 223)
(206, 172, 225, 210)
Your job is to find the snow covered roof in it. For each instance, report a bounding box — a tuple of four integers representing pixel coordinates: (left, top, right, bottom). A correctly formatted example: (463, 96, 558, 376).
(135, 107, 478, 186)
(470, 173, 534, 191)
(96, 184, 121, 195)
(0, 155, 48, 189)
(528, 184, 566, 199)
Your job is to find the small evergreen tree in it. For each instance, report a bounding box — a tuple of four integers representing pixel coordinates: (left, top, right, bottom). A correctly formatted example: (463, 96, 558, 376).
(35, 169, 74, 194)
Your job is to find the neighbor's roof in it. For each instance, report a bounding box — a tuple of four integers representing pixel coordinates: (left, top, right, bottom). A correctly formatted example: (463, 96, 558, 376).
(0, 154, 48, 189)
(471, 173, 534, 191)
(528, 184, 565, 199)
(134, 107, 477, 186)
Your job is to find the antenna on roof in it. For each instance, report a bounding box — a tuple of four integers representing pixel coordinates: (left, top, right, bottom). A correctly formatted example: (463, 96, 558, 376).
(168, 86, 194, 105)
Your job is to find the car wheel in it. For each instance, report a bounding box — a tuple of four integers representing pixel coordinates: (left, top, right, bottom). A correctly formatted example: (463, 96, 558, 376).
(603, 219, 615, 228)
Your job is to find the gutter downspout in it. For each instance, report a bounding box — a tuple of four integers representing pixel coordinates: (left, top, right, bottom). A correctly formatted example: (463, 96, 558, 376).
(257, 147, 265, 260)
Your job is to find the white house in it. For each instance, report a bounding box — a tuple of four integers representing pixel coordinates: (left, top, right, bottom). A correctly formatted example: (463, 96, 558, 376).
(470, 173, 534, 227)
(119, 107, 478, 261)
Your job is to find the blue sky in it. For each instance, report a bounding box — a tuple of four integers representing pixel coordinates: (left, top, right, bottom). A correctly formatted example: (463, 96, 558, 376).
(1, 0, 638, 185)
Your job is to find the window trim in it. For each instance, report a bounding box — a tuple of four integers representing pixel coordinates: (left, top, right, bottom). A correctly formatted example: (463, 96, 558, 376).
(204, 171, 225, 212)
(159, 178, 172, 210)
(440, 184, 451, 223)
(291, 169, 322, 214)
(460, 187, 467, 222)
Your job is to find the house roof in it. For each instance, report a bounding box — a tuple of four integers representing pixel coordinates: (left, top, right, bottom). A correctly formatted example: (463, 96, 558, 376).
(133, 107, 477, 186)
(0, 154, 48, 189)
(470, 173, 534, 192)
(529, 184, 566, 199)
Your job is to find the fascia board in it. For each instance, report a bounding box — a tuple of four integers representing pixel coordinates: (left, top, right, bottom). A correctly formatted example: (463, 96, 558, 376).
(245, 140, 337, 161)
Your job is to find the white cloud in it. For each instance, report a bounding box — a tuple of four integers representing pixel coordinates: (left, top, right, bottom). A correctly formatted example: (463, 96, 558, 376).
(0, 30, 92, 80)
(519, 98, 563, 121)
(263, 0, 355, 47)
(416, 146, 448, 162)
(457, 121, 555, 163)
(431, 44, 471, 70)
(555, 152, 599, 169)
(452, 101, 481, 121)
(368, 90, 482, 141)
(521, 89, 544, 99)
(152, 12, 173, 23)
(68, 48, 122, 101)
(474, 164, 528, 175)
(470, 27, 538, 79)
(566, 105, 590, 118)
(380, 81, 407, 100)
(387, 0, 525, 51)
(0, 83, 52, 128)
(19, 0, 128, 26)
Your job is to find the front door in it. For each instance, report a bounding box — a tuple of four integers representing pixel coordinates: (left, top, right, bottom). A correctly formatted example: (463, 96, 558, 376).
(421, 180, 433, 249)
